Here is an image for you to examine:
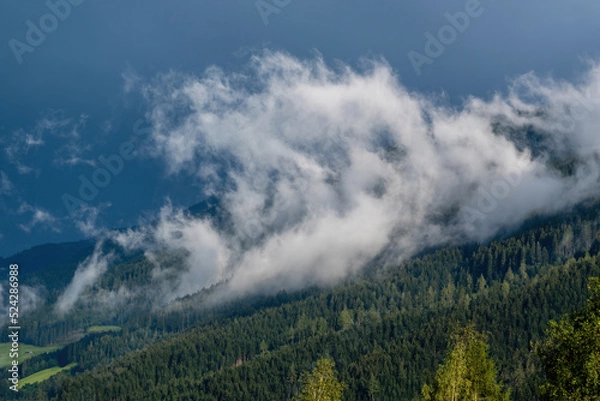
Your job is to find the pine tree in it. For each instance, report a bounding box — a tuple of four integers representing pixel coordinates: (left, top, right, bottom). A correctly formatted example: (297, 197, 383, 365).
(294, 358, 346, 401)
(368, 373, 381, 401)
(422, 326, 510, 401)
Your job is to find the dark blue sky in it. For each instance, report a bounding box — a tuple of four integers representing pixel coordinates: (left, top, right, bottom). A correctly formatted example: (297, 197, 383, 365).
(1, 0, 599, 257)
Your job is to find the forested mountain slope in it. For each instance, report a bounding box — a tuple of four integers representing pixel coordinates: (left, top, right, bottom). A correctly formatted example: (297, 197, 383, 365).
(8, 202, 600, 400)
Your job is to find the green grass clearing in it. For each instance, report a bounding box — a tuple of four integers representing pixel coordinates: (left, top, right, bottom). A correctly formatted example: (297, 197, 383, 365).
(19, 363, 77, 388)
(86, 325, 121, 334)
(0, 343, 60, 368)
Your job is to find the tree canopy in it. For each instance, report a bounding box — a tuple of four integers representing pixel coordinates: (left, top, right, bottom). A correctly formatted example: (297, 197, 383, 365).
(536, 277, 600, 400)
(294, 358, 346, 401)
(422, 326, 511, 401)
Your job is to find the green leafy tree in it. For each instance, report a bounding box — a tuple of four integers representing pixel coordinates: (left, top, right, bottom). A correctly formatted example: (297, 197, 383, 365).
(422, 326, 510, 401)
(294, 358, 346, 401)
(536, 277, 600, 400)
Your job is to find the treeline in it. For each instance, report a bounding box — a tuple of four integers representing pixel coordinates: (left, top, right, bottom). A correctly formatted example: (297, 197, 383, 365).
(8, 203, 600, 400)
(42, 255, 598, 400)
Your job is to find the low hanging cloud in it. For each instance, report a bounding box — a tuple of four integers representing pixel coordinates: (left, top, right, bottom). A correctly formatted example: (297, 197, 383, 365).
(18, 284, 45, 313)
(55, 243, 114, 314)
(60, 52, 600, 309)
(0, 282, 44, 324)
(112, 204, 231, 305)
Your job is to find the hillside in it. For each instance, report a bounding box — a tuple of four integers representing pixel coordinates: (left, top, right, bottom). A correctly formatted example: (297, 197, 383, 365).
(3, 202, 600, 400)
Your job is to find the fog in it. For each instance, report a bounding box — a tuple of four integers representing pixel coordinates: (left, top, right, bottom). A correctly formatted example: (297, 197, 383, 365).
(59, 52, 600, 310)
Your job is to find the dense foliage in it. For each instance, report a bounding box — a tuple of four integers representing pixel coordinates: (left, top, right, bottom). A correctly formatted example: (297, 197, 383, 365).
(294, 358, 346, 401)
(3, 203, 600, 400)
(422, 326, 510, 401)
(535, 277, 600, 400)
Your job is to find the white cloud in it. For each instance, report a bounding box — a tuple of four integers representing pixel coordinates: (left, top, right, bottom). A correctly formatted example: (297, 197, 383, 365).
(0, 283, 43, 324)
(112, 203, 231, 305)
(61, 53, 600, 307)
(1, 112, 92, 174)
(55, 243, 114, 314)
(18, 203, 60, 233)
(19, 285, 45, 314)
(71, 203, 111, 238)
(52, 114, 94, 167)
(3, 129, 42, 176)
(0, 171, 14, 196)
(122, 64, 142, 94)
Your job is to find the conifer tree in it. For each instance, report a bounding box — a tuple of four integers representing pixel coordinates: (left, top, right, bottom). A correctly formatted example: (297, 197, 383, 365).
(294, 358, 346, 401)
(536, 277, 600, 400)
(422, 326, 510, 401)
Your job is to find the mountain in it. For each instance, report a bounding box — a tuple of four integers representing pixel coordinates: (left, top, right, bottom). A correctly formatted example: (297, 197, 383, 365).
(2, 201, 600, 400)
(0, 240, 95, 294)
(0, 240, 94, 276)
(0, 197, 223, 293)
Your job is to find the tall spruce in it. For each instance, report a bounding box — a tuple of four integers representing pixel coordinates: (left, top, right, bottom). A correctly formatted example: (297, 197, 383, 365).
(422, 326, 510, 401)
(294, 358, 346, 401)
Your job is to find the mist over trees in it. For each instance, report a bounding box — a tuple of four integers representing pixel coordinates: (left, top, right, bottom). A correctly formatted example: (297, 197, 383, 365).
(4, 203, 600, 400)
